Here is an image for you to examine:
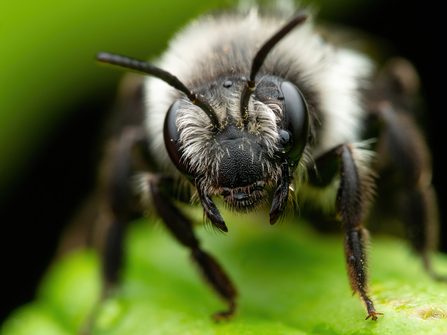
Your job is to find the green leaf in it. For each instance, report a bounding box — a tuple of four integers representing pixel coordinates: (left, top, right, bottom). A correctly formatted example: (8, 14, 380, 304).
(3, 213, 447, 334)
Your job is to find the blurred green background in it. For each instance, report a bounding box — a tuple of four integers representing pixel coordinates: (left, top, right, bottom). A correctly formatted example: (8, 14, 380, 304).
(1, 0, 445, 325)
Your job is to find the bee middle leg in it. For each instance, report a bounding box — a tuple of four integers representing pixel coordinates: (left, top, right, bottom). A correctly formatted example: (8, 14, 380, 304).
(145, 174, 238, 321)
(308, 144, 382, 320)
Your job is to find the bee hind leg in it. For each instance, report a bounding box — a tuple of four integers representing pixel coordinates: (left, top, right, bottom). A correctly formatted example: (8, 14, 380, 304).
(367, 58, 444, 281)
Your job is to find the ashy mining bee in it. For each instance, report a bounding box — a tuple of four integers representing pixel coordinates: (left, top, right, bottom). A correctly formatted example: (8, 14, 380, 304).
(92, 2, 440, 325)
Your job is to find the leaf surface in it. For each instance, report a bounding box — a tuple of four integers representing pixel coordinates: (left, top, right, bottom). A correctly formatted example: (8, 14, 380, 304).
(3, 214, 447, 335)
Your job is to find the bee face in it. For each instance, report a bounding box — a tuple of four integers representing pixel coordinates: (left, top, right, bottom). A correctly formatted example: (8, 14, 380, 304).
(163, 73, 309, 213)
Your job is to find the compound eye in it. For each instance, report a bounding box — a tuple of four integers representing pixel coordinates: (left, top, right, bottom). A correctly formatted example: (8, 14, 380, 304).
(280, 81, 309, 162)
(163, 100, 193, 179)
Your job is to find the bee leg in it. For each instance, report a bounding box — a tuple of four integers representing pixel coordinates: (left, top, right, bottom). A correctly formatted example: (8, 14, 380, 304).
(365, 58, 443, 280)
(102, 126, 150, 287)
(269, 164, 290, 225)
(402, 186, 442, 281)
(370, 101, 442, 280)
(148, 176, 238, 321)
(196, 179, 228, 232)
(79, 126, 147, 335)
(309, 144, 382, 321)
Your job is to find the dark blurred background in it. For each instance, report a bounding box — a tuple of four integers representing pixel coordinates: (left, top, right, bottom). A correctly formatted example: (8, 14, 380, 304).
(0, 0, 445, 323)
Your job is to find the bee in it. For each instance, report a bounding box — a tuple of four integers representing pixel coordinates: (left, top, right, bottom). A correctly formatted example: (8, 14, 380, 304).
(92, 1, 440, 324)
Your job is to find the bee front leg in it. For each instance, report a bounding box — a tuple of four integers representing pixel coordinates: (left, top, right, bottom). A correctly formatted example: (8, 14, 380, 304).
(309, 144, 382, 321)
(147, 175, 238, 321)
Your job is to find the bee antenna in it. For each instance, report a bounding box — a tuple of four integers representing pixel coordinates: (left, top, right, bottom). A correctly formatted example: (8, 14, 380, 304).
(96, 52, 220, 128)
(240, 11, 308, 123)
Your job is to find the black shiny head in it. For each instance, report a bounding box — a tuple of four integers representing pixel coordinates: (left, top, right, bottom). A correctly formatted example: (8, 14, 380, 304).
(162, 74, 310, 225)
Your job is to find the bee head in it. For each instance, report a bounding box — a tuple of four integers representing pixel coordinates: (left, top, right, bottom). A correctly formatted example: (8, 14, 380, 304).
(164, 74, 309, 215)
(96, 12, 309, 231)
